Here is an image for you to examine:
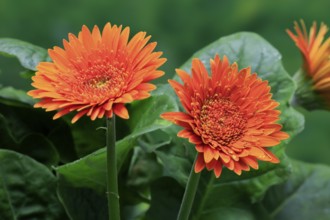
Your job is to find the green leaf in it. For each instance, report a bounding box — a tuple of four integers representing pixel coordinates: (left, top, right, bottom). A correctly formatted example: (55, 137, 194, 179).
(56, 85, 178, 190)
(69, 117, 106, 158)
(291, 69, 328, 111)
(48, 122, 77, 163)
(0, 102, 76, 165)
(0, 86, 35, 107)
(262, 160, 330, 220)
(127, 84, 178, 134)
(0, 113, 59, 166)
(0, 38, 48, 71)
(57, 178, 108, 220)
(150, 32, 304, 219)
(56, 88, 178, 219)
(56, 137, 131, 194)
(126, 147, 163, 187)
(0, 149, 66, 219)
(146, 177, 184, 220)
(154, 126, 195, 186)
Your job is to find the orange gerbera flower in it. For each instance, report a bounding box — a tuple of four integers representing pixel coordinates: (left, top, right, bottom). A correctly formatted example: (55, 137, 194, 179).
(161, 55, 289, 177)
(287, 20, 330, 108)
(28, 23, 166, 123)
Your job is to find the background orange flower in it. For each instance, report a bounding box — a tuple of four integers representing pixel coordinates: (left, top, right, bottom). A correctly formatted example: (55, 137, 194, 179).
(28, 23, 166, 123)
(287, 20, 330, 107)
(161, 55, 289, 177)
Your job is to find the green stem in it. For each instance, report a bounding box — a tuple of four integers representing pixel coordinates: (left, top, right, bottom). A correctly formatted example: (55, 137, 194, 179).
(106, 116, 120, 220)
(177, 154, 201, 220)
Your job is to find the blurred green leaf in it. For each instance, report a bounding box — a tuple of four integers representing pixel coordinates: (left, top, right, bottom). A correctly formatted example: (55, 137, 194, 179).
(0, 113, 59, 166)
(0, 149, 66, 219)
(48, 122, 77, 163)
(19, 70, 35, 79)
(57, 179, 108, 220)
(262, 160, 330, 220)
(1, 85, 78, 163)
(0, 102, 76, 165)
(56, 89, 178, 219)
(0, 86, 35, 107)
(127, 147, 163, 187)
(56, 137, 132, 194)
(150, 32, 304, 219)
(128, 84, 178, 135)
(0, 38, 48, 71)
(146, 177, 183, 220)
(69, 117, 106, 158)
(154, 126, 195, 186)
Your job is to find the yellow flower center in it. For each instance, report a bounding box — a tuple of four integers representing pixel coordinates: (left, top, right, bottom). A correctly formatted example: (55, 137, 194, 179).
(89, 77, 109, 89)
(198, 96, 247, 147)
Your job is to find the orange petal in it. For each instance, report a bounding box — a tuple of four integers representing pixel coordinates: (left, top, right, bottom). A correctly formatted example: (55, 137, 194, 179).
(188, 135, 202, 145)
(194, 154, 205, 173)
(213, 160, 223, 178)
(135, 83, 157, 92)
(177, 129, 194, 138)
(264, 150, 280, 163)
(71, 109, 89, 123)
(242, 157, 259, 170)
(205, 159, 217, 171)
(219, 152, 230, 163)
(203, 147, 214, 163)
(195, 145, 204, 152)
(259, 136, 281, 147)
(113, 104, 129, 119)
(233, 162, 242, 175)
(160, 112, 192, 123)
(248, 147, 271, 161)
(271, 131, 290, 140)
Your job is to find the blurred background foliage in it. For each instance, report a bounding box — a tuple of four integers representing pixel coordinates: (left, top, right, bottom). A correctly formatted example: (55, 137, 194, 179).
(0, 0, 329, 165)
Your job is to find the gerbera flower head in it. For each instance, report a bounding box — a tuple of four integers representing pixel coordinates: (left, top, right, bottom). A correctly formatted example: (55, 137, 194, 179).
(28, 23, 166, 123)
(287, 20, 330, 110)
(161, 55, 289, 178)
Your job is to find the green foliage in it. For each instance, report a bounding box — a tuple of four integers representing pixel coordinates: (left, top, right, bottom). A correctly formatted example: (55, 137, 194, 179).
(0, 38, 49, 71)
(146, 177, 183, 220)
(0, 113, 59, 166)
(0, 21, 327, 220)
(0, 149, 66, 220)
(291, 69, 328, 110)
(55, 86, 178, 219)
(262, 160, 330, 220)
(0, 100, 76, 166)
(0, 86, 35, 107)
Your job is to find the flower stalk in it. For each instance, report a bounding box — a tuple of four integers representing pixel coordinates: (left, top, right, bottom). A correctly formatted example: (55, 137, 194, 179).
(177, 154, 201, 220)
(106, 116, 120, 220)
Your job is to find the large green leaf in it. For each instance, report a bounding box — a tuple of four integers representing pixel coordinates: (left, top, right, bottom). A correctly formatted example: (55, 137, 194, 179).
(0, 113, 59, 166)
(56, 85, 177, 191)
(262, 160, 330, 220)
(148, 32, 304, 219)
(0, 38, 48, 71)
(145, 177, 184, 220)
(0, 86, 35, 107)
(0, 149, 66, 219)
(56, 87, 178, 219)
(0, 102, 77, 165)
(57, 179, 108, 220)
(66, 116, 105, 159)
(153, 126, 195, 186)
